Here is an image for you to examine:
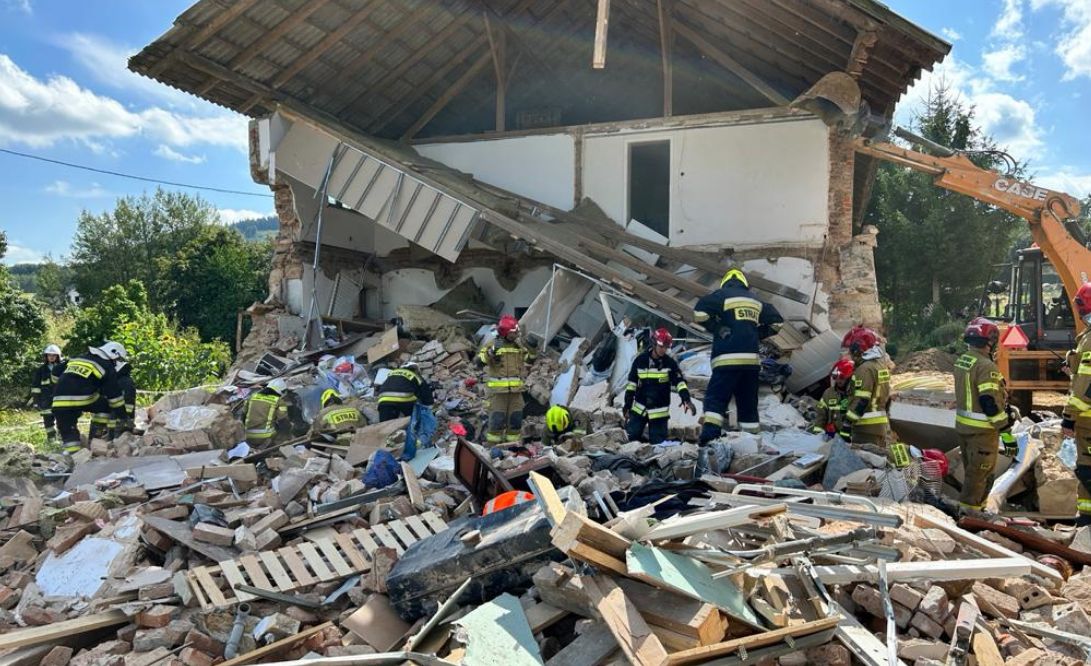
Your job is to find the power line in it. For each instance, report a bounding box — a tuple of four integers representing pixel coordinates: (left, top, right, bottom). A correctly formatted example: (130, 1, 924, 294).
(0, 147, 274, 198)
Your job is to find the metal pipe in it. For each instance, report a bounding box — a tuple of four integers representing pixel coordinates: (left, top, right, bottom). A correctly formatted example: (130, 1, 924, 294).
(731, 483, 881, 513)
(224, 602, 251, 659)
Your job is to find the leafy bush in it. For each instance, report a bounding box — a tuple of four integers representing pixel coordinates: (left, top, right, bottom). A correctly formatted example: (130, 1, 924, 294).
(0, 233, 47, 399)
(113, 313, 230, 393)
(65, 280, 147, 358)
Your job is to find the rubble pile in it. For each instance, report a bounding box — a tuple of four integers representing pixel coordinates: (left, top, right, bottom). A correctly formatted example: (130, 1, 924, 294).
(2, 319, 1091, 665)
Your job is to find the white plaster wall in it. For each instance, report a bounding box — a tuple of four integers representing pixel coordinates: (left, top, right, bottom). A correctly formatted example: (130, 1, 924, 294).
(416, 134, 575, 210)
(379, 266, 554, 320)
(582, 118, 830, 248)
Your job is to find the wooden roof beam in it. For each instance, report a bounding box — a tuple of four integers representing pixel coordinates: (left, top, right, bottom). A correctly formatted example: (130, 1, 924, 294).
(847, 30, 879, 79)
(146, 0, 262, 78)
(657, 0, 673, 117)
(196, 0, 332, 97)
(592, 0, 611, 69)
(401, 52, 493, 140)
(671, 19, 789, 105)
(238, 0, 385, 113)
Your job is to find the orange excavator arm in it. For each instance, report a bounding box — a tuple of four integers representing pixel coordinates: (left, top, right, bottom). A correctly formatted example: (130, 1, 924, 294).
(854, 134, 1088, 325)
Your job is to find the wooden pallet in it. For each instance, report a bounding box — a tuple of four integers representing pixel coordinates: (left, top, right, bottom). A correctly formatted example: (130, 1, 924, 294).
(186, 512, 448, 608)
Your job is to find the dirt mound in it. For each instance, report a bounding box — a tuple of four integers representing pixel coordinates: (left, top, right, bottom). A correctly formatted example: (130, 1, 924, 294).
(896, 348, 957, 374)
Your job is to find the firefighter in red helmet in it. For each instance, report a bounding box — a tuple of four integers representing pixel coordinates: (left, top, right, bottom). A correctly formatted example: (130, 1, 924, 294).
(955, 317, 1016, 513)
(477, 314, 537, 445)
(1064, 282, 1091, 524)
(842, 327, 893, 448)
(624, 327, 694, 444)
(811, 358, 854, 440)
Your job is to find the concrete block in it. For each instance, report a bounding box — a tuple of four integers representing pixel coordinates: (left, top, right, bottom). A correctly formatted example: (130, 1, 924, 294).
(192, 523, 234, 547)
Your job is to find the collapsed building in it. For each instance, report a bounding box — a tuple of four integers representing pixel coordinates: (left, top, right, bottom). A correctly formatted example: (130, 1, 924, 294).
(129, 0, 948, 391)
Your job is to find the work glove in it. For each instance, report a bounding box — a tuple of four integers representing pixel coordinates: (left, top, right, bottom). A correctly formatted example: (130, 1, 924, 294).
(1000, 431, 1018, 458)
(1063, 418, 1076, 438)
(682, 401, 696, 416)
(487, 346, 500, 362)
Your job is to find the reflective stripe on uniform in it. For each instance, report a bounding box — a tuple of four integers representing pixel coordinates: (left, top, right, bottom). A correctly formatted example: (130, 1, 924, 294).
(738, 421, 760, 433)
(637, 370, 670, 381)
(693, 310, 710, 323)
(852, 411, 889, 426)
(645, 406, 670, 420)
(676, 382, 688, 393)
(378, 391, 417, 404)
(624, 382, 637, 392)
(704, 412, 724, 426)
(1079, 498, 1091, 515)
(486, 377, 524, 390)
(52, 393, 100, 407)
(712, 352, 759, 367)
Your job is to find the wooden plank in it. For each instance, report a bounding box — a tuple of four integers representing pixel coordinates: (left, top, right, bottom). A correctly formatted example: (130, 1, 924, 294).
(280, 547, 316, 587)
(335, 532, 370, 571)
(627, 543, 763, 629)
(388, 520, 418, 550)
(570, 542, 628, 575)
(191, 567, 228, 607)
(259, 551, 294, 591)
(671, 19, 789, 105)
(219, 560, 255, 603)
(0, 609, 129, 650)
(666, 617, 840, 665)
(545, 622, 618, 666)
(404, 514, 432, 540)
(528, 470, 566, 527)
(218, 622, 333, 666)
(583, 576, 668, 666)
(552, 512, 631, 559)
(239, 554, 274, 591)
(371, 524, 404, 555)
(146, 0, 261, 77)
(616, 578, 724, 644)
(400, 462, 426, 510)
(420, 511, 447, 534)
(402, 52, 492, 140)
(592, 0, 611, 69)
(315, 537, 353, 577)
(643, 504, 785, 541)
(353, 528, 381, 556)
(525, 602, 569, 634)
(298, 542, 335, 580)
(187, 571, 212, 609)
(657, 0, 673, 116)
(143, 516, 237, 563)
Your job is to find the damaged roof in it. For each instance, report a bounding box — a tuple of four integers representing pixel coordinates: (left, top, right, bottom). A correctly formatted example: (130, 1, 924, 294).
(129, 0, 949, 140)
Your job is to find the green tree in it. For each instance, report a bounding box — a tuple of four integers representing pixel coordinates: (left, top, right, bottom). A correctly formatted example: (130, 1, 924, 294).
(112, 313, 230, 392)
(35, 257, 70, 310)
(864, 84, 1023, 351)
(65, 280, 147, 357)
(157, 226, 270, 345)
(0, 232, 48, 392)
(69, 189, 218, 308)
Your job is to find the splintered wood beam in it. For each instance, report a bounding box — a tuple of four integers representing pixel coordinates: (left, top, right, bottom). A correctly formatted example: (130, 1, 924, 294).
(402, 52, 493, 140)
(671, 20, 789, 106)
(197, 0, 331, 97)
(240, 0, 384, 112)
(846, 30, 878, 79)
(657, 0, 673, 116)
(147, 0, 261, 77)
(593, 0, 611, 69)
(583, 576, 669, 666)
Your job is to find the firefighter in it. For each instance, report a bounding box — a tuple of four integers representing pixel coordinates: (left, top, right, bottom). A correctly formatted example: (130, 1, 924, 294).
(843, 327, 893, 447)
(624, 328, 695, 444)
(52, 341, 127, 454)
(377, 362, 434, 422)
(112, 357, 137, 437)
(695, 269, 783, 443)
(243, 378, 290, 446)
(310, 389, 365, 442)
(811, 358, 854, 440)
(542, 404, 590, 447)
(30, 344, 63, 442)
(1064, 282, 1091, 525)
(954, 317, 1017, 513)
(477, 314, 536, 445)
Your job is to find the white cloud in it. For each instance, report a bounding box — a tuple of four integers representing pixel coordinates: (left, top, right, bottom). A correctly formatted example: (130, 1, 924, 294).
(3, 0, 31, 14)
(44, 180, 110, 198)
(1031, 0, 1091, 80)
(218, 209, 273, 225)
(972, 92, 1045, 158)
(941, 27, 963, 42)
(982, 44, 1027, 81)
(154, 144, 205, 164)
(3, 242, 43, 265)
(0, 53, 247, 151)
(1035, 167, 1091, 197)
(993, 0, 1026, 39)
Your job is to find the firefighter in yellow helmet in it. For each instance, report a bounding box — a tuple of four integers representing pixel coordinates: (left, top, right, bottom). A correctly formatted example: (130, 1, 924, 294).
(542, 404, 590, 447)
(310, 389, 366, 442)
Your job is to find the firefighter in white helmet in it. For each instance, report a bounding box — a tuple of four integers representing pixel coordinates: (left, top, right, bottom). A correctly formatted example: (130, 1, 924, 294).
(30, 344, 64, 442)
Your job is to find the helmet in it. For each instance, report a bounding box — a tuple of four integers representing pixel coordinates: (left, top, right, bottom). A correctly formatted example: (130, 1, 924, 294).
(43, 344, 62, 358)
(99, 341, 129, 362)
(497, 314, 519, 338)
(843, 326, 879, 356)
(831, 358, 855, 381)
(963, 317, 1000, 347)
(651, 327, 673, 348)
(721, 268, 749, 287)
(321, 389, 342, 407)
(402, 362, 421, 374)
(545, 405, 571, 434)
(1076, 283, 1091, 317)
(267, 378, 288, 394)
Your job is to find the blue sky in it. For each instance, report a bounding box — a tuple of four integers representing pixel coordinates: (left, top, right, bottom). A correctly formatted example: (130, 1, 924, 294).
(2, 1, 1091, 264)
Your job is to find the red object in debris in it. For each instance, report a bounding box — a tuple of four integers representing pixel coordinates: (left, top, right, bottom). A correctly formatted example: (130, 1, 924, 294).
(464, 377, 478, 388)
(334, 361, 353, 373)
(1000, 324, 1029, 349)
(482, 490, 535, 516)
(450, 422, 467, 437)
(920, 448, 949, 477)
